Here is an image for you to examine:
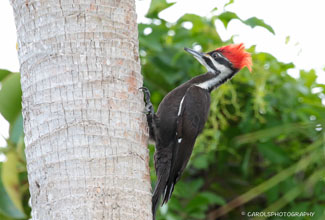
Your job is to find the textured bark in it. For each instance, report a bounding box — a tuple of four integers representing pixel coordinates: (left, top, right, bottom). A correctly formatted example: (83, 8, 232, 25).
(10, 0, 151, 219)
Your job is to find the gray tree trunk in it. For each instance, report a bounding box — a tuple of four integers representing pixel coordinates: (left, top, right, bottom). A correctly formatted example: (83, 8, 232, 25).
(10, 0, 152, 219)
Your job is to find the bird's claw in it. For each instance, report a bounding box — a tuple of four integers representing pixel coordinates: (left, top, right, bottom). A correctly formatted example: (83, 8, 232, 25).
(139, 86, 154, 116)
(143, 105, 154, 115)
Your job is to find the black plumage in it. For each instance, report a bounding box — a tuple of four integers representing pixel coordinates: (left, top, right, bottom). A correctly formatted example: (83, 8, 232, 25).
(152, 75, 212, 212)
(144, 73, 225, 218)
(141, 44, 252, 220)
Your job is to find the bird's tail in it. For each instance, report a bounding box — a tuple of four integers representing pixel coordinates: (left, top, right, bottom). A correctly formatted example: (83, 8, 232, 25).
(152, 147, 173, 220)
(152, 173, 168, 220)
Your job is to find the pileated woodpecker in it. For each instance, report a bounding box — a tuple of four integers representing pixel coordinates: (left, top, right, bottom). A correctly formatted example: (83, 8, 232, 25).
(140, 43, 252, 219)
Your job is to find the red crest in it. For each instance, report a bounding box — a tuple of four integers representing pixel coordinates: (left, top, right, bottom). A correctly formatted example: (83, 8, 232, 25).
(216, 43, 252, 72)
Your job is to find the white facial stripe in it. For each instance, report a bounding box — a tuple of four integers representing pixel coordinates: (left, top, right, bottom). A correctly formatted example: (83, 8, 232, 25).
(196, 56, 232, 90)
(209, 55, 232, 74)
(215, 52, 231, 64)
(194, 56, 215, 73)
(197, 54, 231, 75)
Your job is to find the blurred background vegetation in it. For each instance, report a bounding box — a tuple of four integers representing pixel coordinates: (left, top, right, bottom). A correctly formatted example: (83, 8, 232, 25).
(1, 0, 325, 219)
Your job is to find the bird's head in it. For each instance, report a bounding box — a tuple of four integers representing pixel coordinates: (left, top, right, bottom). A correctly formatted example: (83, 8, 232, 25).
(184, 43, 252, 74)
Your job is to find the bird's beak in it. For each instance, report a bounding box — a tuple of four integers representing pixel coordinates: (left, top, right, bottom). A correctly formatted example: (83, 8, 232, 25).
(184, 47, 209, 67)
(184, 48, 206, 59)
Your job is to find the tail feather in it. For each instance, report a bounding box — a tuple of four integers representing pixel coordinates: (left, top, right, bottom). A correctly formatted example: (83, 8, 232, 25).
(162, 138, 180, 205)
(162, 182, 175, 205)
(152, 143, 175, 220)
(152, 170, 169, 220)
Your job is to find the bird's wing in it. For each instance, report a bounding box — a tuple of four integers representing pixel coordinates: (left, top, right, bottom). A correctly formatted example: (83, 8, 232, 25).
(162, 85, 210, 204)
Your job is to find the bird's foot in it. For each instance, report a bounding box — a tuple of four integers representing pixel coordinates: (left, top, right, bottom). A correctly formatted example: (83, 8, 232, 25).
(139, 87, 154, 116)
(139, 87, 156, 141)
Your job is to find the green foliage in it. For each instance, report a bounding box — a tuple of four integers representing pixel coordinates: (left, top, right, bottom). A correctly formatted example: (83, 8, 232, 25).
(217, 12, 275, 34)
(139, 0, 325, 219)
(0, 70, 29, 219)
(244, 17, 275, 34)
(0, 153, 26, 219)
(147, 0, 176, 19)
(0, 71, 22, 124)
(0, 174, 25, 219)
(0, 0, 325, 219)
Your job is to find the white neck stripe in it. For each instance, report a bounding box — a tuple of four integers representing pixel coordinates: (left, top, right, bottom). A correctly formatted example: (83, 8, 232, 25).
(196, 62, 232, 90)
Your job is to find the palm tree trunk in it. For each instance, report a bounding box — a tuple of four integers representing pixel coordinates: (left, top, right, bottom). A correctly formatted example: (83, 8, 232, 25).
(10, 0, 151, 219)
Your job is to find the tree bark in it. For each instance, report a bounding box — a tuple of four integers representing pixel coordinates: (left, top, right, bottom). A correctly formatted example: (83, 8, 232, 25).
(10, 0, 151, 219)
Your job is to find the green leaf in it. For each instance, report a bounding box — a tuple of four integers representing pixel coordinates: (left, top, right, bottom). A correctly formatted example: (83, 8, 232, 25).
(0, 212, 17, 220)
(0, 69, 12, 82)
(185, 192, 225, 218)
(257, 169, 325, 220)
(258, 142, 290, 164)
(166, 198, 182, 212)
(192, 154, 209, 169)
(243, 17, 275, 34)
(218, 13, 275, 34)
(146, 0, 176, 18)
(311, 204, 325, 220)
(199, 192, 226, 205)
(1, 152, 25, 217)
(0, 163, 26, 219)
(186, 194, 210, 211)
(285, 36, 290, 44)
(224, 0, 234, 7)
(235, 122, 317, 145)
(300, 69, 317, 87)
(218, 12, 239, 28)
(164, 213, 182, 220)
(174, 179, 203, 199)
(9, 113, 24, 144)
(0, 73, 22, 123)
(289, 201, 310, 213)
(212, 149, 321, 218)
(241, 148, 252, 177)
(16, 137, 26, 163)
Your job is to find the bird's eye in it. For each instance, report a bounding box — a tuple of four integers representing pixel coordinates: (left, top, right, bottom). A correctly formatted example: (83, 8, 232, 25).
(213, 52, 219, 59)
